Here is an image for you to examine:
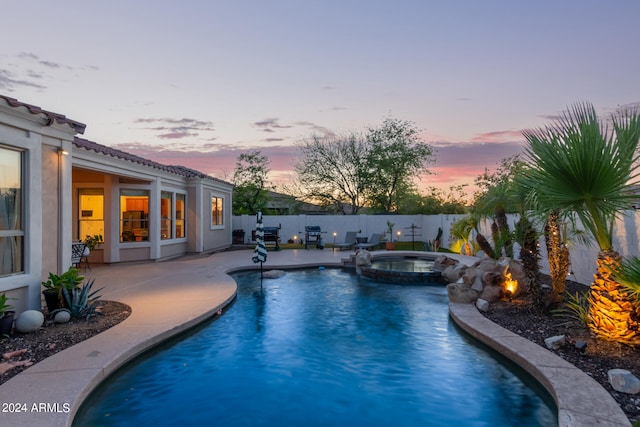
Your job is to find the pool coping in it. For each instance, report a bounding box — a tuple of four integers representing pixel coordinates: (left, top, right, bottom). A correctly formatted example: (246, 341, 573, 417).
(0, 249, 630, 426)
(449, 302, 631, 426)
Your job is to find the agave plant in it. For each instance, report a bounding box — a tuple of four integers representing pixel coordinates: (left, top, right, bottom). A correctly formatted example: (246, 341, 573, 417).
(61, 279, 103, 320)
(522, 102, 640, 344)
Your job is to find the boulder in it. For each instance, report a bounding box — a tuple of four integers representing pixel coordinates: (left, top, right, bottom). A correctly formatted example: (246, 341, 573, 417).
(54, 310, 71, 323)
(608, 369, 640, 394)
(15, 310, 44, 333)
(462, 267, 481, 286)
(355, 250, 372, 267)
(433, 255, 458, 271)
(443, 265, 466, 283)
(544, 335, 566, 350)
(479, 284, 502, 302)
(475, 298, 490, 312)
(446, 282, 478, 304)
(473, 258, 499, 273)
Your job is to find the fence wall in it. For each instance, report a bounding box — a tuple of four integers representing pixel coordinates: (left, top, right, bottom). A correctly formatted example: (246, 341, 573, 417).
(233, 211, 640, 286)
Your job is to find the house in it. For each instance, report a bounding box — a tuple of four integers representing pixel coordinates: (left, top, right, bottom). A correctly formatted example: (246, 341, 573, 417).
(0, 95, 233, 315)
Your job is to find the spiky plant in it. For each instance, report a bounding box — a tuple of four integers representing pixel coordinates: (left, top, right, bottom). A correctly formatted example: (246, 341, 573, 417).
(522, 102, 640, 344)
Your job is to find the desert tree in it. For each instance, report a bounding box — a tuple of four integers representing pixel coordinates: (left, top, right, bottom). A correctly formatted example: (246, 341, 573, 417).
(365, 117, 435, 213)
(232, 150, 271, 215)
(295, 133, 371, 214)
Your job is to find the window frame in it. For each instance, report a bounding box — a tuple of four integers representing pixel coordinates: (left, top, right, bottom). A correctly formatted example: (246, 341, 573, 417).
(0, 145, 25, 277)
(119, 189, 150, 243)
(210, 194, 224, 229)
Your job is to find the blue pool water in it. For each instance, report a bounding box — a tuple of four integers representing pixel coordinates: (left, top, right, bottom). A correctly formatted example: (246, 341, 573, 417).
(74, 268, 556, 426)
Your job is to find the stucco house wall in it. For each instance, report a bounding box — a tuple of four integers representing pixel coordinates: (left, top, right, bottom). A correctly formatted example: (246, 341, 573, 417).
(0, 95, 233, 315)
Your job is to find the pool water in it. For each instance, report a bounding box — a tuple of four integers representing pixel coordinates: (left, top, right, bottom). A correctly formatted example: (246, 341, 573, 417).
(74, 268, 556, 426)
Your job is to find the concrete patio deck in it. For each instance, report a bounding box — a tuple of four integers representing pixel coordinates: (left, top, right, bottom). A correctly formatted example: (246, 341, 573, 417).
(0, 249, 630, 426)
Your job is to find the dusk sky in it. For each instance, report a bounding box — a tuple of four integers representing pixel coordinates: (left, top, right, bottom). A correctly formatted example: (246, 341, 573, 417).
(3, 1, 639, 197)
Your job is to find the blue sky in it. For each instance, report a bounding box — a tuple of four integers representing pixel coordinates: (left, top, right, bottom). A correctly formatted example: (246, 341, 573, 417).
(2, 0, 639, 196)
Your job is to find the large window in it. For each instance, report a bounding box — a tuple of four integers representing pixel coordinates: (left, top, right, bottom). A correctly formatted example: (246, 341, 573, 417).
(0, 146, 23, 276)
(78, 188, 104, 241)
(160, 191, 186, 240)
(120, 189, 149, 242)
(211, 195, 224, 227)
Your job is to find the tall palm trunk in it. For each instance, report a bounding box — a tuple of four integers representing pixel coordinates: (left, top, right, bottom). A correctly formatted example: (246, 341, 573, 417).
(589, 249, 640, 345)
(544, 211, 570, 304)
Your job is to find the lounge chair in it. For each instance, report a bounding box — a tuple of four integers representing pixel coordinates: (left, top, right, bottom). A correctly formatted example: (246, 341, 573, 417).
(333, 231, 358, 251)
(356, 233, 383, 250)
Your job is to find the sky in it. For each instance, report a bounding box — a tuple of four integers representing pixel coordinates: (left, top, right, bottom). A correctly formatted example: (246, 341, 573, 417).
(2, 0, 639, 199)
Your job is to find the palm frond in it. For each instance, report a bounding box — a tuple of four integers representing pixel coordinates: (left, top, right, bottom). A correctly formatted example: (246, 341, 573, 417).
(610, 256, 640, 299)
(521, 102, 640, 251)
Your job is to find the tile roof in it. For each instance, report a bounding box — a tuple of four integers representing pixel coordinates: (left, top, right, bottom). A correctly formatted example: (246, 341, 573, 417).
(0, 95, 86, 134)
(73, 137, 230, 184)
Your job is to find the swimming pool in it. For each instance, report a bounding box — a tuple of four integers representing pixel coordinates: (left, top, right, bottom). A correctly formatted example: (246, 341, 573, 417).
(74, 268, 556, 426)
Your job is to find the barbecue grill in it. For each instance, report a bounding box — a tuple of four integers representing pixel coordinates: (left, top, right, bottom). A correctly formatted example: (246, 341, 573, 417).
(304, 225, 324, 249)
(253, 225, 281, 250)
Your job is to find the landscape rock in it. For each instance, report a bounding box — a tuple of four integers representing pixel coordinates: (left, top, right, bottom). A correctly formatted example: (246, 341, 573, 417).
(54, 310, 71, 323)
(608, 369, 640, 394)
(443, 263, 467, 283)
(355, 250, 372, 267)
(479, 284, 502, 303)
(475, 298, 489, 312)
(474, 258, 499, 273)
(433, 255, 458, 271)
(14, 310, 44, 333)
(462, 267, 481, 286)
(447, 282, 478, 304)
(544, 335, 566, 350)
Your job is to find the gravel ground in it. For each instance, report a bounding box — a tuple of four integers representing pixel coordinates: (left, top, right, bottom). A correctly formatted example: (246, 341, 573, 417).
(1, 301, 130, 384)
(483, 278, 640, 424)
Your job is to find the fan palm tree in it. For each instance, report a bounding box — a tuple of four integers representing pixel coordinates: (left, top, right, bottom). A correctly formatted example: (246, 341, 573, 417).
(521, 102, 640, 344)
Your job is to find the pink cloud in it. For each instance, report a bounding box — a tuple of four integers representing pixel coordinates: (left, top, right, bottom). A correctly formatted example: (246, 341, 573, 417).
(470, 130, 524, 143)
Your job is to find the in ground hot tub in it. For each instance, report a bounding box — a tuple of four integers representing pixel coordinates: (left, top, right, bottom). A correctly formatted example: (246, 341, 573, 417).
(359, 255, 444, 285)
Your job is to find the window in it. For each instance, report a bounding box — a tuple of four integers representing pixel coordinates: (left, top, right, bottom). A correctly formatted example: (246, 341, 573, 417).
(120, 189, 149, 242)
(211, 195, 224, 227)
(176, 193, 185, 238)
(0, 146, 23, 276)
(78, 189, 104, 241)
(161, 191, 172, 240)
(160, 191, 186, 240)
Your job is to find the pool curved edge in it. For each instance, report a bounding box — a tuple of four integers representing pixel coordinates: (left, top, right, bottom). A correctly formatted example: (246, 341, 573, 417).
(449, 302, 631, 427)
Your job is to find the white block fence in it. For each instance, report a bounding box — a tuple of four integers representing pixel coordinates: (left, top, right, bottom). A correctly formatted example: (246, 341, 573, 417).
(233, 211, 640, 287)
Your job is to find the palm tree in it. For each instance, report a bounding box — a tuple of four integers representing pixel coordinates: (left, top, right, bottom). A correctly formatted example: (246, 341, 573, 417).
(521, 102, 640, 344)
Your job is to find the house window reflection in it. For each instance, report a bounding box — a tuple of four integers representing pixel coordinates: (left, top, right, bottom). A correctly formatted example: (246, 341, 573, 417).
(211, 195, 223, 227)
(0, 146, 23, 276)
(120, 189, 149, 242)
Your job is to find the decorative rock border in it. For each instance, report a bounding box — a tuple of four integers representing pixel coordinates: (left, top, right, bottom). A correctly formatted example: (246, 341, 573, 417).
(449, 302, 631, 427)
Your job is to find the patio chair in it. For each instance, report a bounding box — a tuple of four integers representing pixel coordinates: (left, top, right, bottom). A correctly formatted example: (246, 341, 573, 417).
(333, 231, 358, 251)
(71, 243, 87, 270)
(356, 233, 383, 250)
